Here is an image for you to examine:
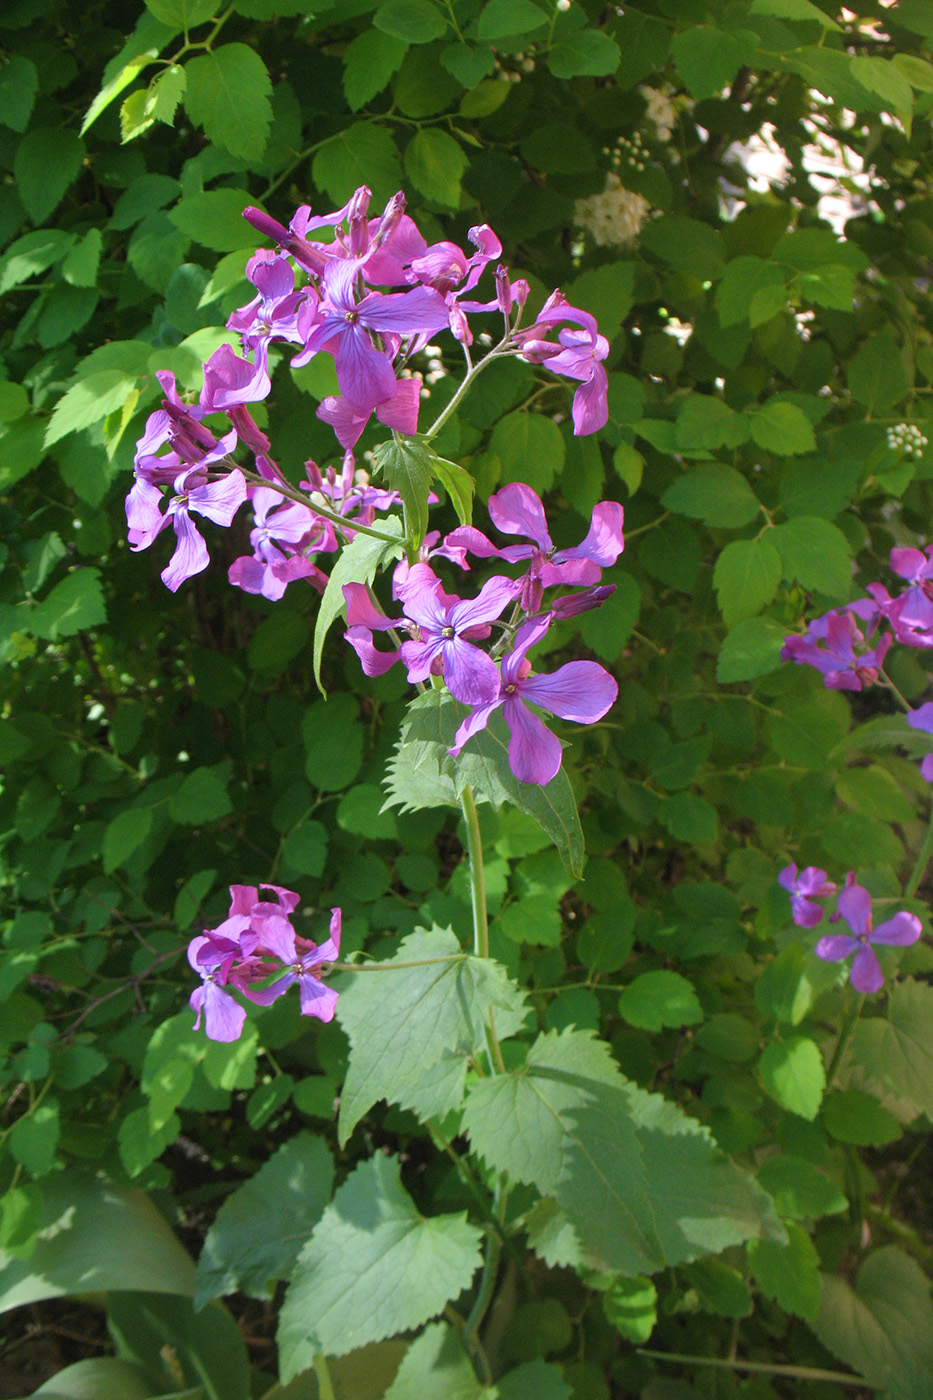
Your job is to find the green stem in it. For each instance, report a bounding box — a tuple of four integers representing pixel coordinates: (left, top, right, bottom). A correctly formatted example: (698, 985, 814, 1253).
(825, 987, 865, 1090)
(424, 344, 510, 441)
(637, 1351, 876, 1388)
(462, 1181, 508, 1380)
(238, 466, 400, 545)
(326, 954, 464, 972)
(312, 1354, 336, 1400)
(460, 785, 488, 960)
(906, 799, 933, 898)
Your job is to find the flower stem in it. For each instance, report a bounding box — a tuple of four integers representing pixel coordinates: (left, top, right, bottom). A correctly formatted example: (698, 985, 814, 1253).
(460, 785, 488, 961)
(825, 987, 864, 1089)
(906, 799, 933, 898)
(637, 1351, 876, 1388)
(238, 466, 401, 545)
(312, 1354, 336, 1400)
(424, 342, 511, 441)
(326, 954, 465, 972)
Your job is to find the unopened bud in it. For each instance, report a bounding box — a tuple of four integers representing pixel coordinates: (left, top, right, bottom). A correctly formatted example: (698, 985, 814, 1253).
(496, 265, 513, 315)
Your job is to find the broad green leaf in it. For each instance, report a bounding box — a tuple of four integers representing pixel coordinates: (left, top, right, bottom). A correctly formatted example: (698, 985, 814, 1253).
(852, 978, 933, 1118)
(195, 1134, 334, 1309)
(169, 190, 261, 252)
(602, 1275, 658, 1342)
(336, 925, 526, 1142)
(0, 382, 28, 423)
(749, 401, 816, 455)
(121, 86, 157, 141)
(61, 229, 103, 289)
(405, 128, 468, 207)
(184, 45, 272, 162)
(106, 1291, 249, 1400)
(747, 1221, 821, 1320)
(717, 616, 789, 683)
(662, 463, 759, 527)
(750, 0, 839, 27)
(640, 216, 725, 280)
(147, 61, 187, 124)
(851, 54, 914, 130)
(0, 1172, 195, 1311)
(617, 971, 703, 1032)
(14, 128, 85, 225)
(375, 0, 447, 41)
(277, 1155, 483, 1375)
(673, 397, 747, 454)
(758, 1036, 825, 1120)
(312, 515, 404, 692)
(489, 412, 565, 494)
(0, 55, 37, 132)
(396, 690, 585, 878)
(476, 0, 548, 40)
(0, 417, 46, 491)
(658, 792, 718, 843)
(771, 515, 852, 598)
(343, 28, 407, 110)
(894, 53, 933, 93)
(372, 435, 434, 544)
(10, 1102, 60, 1178)
(441, 43, 497, 88)
(383, 1322, 483, 1400)
(848, 334, 910, 413)
(713, 537, 782, 626)
(798, 262, 856, 310)
(716, 256, 785, 327)
(431, 454, 474, 526)
(45, 371, 138, 447)
(757, 1154, 847, 1220)
(29, 569, 106, 641)
(103, 808, 153, 874)
(567, 263, 635, 341)
(169, 766, 233, 824)
(670, 25, 758, 101)
(547, 28, 621, 79)
(81, 12, 179, 135)
(812, 1247, 933, 1398)
(822, 1090, 901, 1146)
(20, 1357, 157, 1398)
(303, 695, 364, 792)
(145, 0, 215, 24)
(313, 122, 402, 211)
(755, 944, 813, 1026)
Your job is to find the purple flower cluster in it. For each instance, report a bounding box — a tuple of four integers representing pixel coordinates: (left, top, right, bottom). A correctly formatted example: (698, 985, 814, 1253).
(779, 864, 921, 993)
(188, 884, 340, 1041)
(343, 482, 622, 785)
(125, 186, 610, 593)
(782, 544, 933, 781)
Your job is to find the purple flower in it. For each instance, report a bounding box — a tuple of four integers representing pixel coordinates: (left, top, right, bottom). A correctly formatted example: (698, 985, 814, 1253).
(228, 486, 330, 601)
(907, 703, 933, 781)
(126, 448, 247, 592)
(781, 603, 891, 691)
(188, 934, 248, 1043)
(244, 908, 342, 1022)
(399, 572, 519, 704)
(778, 864, 837, 928)
(516, 290, 610, 435)
(449, 615, 618, 784)
(815, 880, 921, 994)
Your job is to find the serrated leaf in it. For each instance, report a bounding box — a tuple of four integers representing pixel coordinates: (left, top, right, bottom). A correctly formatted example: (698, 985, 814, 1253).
(748, 1221, 821, 1320)
(184, 44, 272, 162)
(404, 128, 467, 208)
(670, 25, 757, 100)
(399, 690, 584, 877)
(383, 1322, 483, 1400)
(758, 1036, 825, 1120)
(195, 1134, 334, 1309)
(313, 514, 404, 692)
(45, 371, 138, 447)
(477, 0, 548, 40)
(662, 464, 759, 527)
(120, 87, 155, 142)
(313, 122, 402, 208)
(431, 454, 474, 526)
(489, 411, 565, 495)
(772, 515, 852, 598)
(169, 189, 260, 252)
(372, 435, 433, 544)
(0, 230, 76, 295)
(749, 0, 839, 28)
(29, 569, 106, 641)
(145, 0, 215, 24)
(335, 925, 526, 1142)
(375, 0, 448, 41)
(547, 28, 621, 78)
(343, 28, 408, 110)
(822, 1090, 901, 1146)
(82, 11, 178, 135)
(749, 401, 816, 455)
(277, 1155, 483, 1376)
(757, 1154, 847, 1220)
(716, 256, 785, 327)
(848, 333, 910, 414)
(713, 537, 782, 626)
(617, 971, 703, 1032)
(147, 62, 187, 124)
(14, 127, 85, 225)
(169, 766, 233, 824)
(851, 977, 933, 1118)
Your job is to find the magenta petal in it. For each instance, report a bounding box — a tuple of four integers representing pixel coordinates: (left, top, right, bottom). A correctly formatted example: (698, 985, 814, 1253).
(777, 864, 799, 894)
(243, 971, 295, 1007)
(562, 501, 625, 567)
(503, 695, 563, 785)
(188, 469, 248, 528)
(201, 981, 247, 1041)
(448, 574, 519, 632)
(571, 364, 609, 435)
(162, 512, 209, 592)
(449, 698, 501, 756)
(837, 883, 872, 939)
(254, 913, 297, 964)
(814, 933, 859, 962)
(343, 582, 399, 630)
(908, 703, 933, 734)
(488, 483, 552, 551)
(345, 626, 400, 676)
(400, 636, 444, 683)
(850, 944, 884, 994)
(519, 660, 618, 724)
(297, 977, 339, 1021)
(359, 285, 450, 337)
(335, 326, 398, 411)
(921, 754, 933, 782)
(871, 912, 922, 947)
(442, 637, 501, 705)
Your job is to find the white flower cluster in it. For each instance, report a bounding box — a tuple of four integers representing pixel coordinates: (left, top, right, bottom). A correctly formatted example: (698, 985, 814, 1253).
(639, 84, 677, 143)
(493, 50, 534, 81)
(603, 131, 648, 174)
(574, 172, 650, 248)
(887, 422, 929, 458)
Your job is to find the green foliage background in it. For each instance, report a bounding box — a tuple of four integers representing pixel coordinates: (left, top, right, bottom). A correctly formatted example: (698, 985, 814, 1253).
(4, 0, 933, 1395)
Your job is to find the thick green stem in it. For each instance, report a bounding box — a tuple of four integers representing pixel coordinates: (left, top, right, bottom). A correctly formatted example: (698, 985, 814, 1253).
(906, 799, 933, 898)
(637, 1351, 876, 1388)
(825, 987, 865, 1090)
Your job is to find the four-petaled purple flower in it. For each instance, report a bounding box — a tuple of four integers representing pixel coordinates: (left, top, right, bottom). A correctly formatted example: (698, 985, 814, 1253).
(814, 879, 921, 994)
(778, 864, 837, 928)
(781, 602, 890, 691)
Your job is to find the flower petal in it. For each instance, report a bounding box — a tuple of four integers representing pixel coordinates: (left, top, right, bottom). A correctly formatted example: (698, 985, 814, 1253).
(518, 660, 617, 724)
(850, 944, 884, 994)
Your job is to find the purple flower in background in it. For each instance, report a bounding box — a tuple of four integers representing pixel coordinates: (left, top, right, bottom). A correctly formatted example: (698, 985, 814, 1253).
(243, 908, 342, 1023)
(449, 615, 618, 785)
(228, 486, 330, 601)
(907, 703, 933, 781)
(516, 290, 610, 434)
(814, 879, 921, 994)
(778, 864, 837, 928)
(781, 602, 891, 691)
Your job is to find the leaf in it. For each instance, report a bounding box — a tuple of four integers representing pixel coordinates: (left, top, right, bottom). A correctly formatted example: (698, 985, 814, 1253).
(14, 128, 85, 225)
(11, 1357, 158, 1398)
(45, 371, 138, 447)
(106, 1291, 249, 1400)
(747, 1222, 821, 1321)
(61, 228, 103, 288)
(29, 570, 106, 642)
(0, 1172, 195, 1312)
(812, 1247, 933, 1398)
(10, 1102, 60, 1177)
(343, 28, 408, 110)
(617, 971, 703, 1032)
(0, 417, 47, 491)
(184, 44, 272, 162)
(489, 412, 566, 495)
(758, 1036, 825, 1121)
(82, 12, 178, 135)
(476, 0, 548, 40)
(277, 1155, 483, 1376)
(383, 1322, 483, 1400)
(169, 766, 233, 824)
(145, 0, 216, 24)
(756, 1154, 847, 1220)
(0, 55, 38, 132)
(851, 54, 914, 131)
(169, 190, 261, 252)
(120, 87, 156, 142)
(670, 25, 758, 101)
(147, 61, 187, 123)
(771, 516, 852, 598)
(431, 454, 474, 526)
(335, 925, 526, 1143)
(848, 333, 910, 413)
(463, 1029, 784, 1275)
(375, 0, 447, 41)
(749, 0, 839, 28)
(372, 435, 434, 544)
(441, 43, 497, 88)
(195, 1134, 334, 1309)
(749, 401, 816, 455)
(713, 537, 782, 626)
(851, 977, 933, 1118)
(567, 263, 635, 342)
(312, 514, 404, 692)
(822, 1090, 901, 1147)
(673, 396, 746, 454)
(103, 808, 153, 874)
(398, 690, 585, 878)
(313, 122, 402, 209)
(715, 256, 785, 327)
(640, 216, 725, 281)
(404, 128, 467, 208)
(547, 29, 621, 79)
(662, 464, 759, 527)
